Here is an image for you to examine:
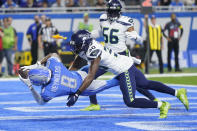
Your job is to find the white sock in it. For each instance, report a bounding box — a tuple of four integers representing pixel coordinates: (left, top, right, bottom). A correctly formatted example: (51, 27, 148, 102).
(157, 101, 163, 108)
(175, 90, 178, 96)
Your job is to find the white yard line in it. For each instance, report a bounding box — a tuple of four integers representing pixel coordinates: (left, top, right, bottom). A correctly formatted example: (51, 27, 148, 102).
(0, 73, 197, 81)
(99, 73, 197, 79)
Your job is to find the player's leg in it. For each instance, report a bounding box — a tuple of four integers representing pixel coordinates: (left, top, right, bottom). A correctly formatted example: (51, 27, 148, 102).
(118, 65, 170, 118)
(82, 77, 119, 96)
(80, 65, 107, 111)
(156, 50, 163, 74)
(135, 66, 189, 110)
(167, 42, 173, 72)
(136, 87, 155, 101)
(174, 39, 180, 71)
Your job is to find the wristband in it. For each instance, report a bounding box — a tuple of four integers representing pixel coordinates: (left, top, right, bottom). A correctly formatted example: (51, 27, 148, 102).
(76, 89, 82, 96)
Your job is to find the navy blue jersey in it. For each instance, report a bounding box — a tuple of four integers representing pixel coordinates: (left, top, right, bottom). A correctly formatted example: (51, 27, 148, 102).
(26, 22, 41, 41)
(40, 57, 83, 101)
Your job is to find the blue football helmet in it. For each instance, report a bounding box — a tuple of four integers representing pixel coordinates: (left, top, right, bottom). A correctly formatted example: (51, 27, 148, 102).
(70, 30, 93, 54)
(28, 66, 51, 86)
(106, 0, 122, 22)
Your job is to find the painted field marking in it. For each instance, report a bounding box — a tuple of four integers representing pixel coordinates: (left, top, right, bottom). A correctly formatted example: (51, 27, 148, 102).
(99, 73, 197, 79)
(4, 105, 197, 112)
(115, 120, 197, 130)
(0, 92, 30, 96)
(0, 95, 196, 105)
(0, 112, 197, 121)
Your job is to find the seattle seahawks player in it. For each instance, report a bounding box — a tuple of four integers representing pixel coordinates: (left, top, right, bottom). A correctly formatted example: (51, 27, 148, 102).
(68, 30, 189, 118)
(71, 0, 156, 111)
(19, 53, 119, 104)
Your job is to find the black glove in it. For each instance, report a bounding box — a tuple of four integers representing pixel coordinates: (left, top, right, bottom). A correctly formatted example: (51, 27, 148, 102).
(67, 90, 81, 107)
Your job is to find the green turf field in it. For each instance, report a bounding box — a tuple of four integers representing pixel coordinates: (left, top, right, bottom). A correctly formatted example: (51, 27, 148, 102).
(103, 68, 197, 85)
(148, 76, 197, 85)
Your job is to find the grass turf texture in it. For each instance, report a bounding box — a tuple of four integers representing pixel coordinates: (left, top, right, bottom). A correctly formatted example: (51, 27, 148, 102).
(148, 76, 197, 85)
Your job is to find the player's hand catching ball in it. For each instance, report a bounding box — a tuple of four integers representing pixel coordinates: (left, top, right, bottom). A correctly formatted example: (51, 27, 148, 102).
(67, 90, 81, 107)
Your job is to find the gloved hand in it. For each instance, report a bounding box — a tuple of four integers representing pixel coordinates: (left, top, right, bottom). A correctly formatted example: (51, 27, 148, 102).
(19, 74, 32, 89)
(20, 61, 41, 71)
(67, 90, 81, 107)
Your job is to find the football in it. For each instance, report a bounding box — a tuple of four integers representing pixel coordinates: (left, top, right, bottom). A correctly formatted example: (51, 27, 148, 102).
(18, 68, 28, 79)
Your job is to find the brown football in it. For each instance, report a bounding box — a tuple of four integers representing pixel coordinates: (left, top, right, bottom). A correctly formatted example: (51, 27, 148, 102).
(18, 68, 28, 79)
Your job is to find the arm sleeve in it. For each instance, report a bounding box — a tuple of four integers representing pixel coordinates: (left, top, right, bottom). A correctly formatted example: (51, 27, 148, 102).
(13, 28, 17, 37)
(163, 24, 168, 38)
(178, 22, 183, 37)
(125, 31, 143, 44)
(46, 56, 61, 68)
(30, 87, 46, 105)
(26, 26, 32, 42)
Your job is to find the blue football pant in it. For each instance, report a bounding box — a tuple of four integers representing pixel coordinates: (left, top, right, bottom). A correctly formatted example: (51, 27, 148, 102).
(80, 65, 156, 105)
(118, 65, 175, 108)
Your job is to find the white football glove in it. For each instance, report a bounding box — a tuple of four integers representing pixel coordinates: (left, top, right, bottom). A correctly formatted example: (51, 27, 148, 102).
(19, 74, 32, 89)
(20, 61, 41, 71)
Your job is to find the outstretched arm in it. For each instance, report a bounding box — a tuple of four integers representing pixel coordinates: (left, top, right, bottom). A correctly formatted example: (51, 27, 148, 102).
(67, 57, 101, 107)
(125, 26, 143, 44)
(18, 69, 46, 105)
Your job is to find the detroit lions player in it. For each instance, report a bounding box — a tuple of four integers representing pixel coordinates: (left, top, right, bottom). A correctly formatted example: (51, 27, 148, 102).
(19, 53, 119, 104)
(67, 30, 189, 118)
(71, 0, 156, 111)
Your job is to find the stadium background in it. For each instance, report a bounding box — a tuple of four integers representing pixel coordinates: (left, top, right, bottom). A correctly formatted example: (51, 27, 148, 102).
(1, 12, 197, 69)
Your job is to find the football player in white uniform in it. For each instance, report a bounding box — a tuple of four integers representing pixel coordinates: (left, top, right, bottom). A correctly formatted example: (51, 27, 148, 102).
(67, 30, 189, 119)
(70, 0, 156, 111)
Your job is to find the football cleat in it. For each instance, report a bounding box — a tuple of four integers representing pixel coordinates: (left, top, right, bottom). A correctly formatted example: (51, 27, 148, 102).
(159, 101, 171, 119)
(176, 88, 189, 110)
(80, 104, 101, 111)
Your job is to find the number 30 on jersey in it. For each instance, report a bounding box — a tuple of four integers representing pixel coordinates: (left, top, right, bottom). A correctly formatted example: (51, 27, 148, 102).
(103, 27, 119, 44)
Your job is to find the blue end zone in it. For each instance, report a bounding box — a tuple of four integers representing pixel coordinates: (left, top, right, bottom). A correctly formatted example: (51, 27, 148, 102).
(0, 80, 197, 130)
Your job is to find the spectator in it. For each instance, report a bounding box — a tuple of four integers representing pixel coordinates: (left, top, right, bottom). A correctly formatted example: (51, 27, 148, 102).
(41, 15, 46, 27)
(1, 0, 18, 8)
(2, 18, 18, 76)
(38, 17, 59, 56)
(124, 0, 140, 5)
(26, 15, 42, 64)
(163, 13, 183, 72)
(21, 0, 37, 8)
(66, 0, 76, 7)
(42, 0, 49, 7)
(183, 0, 195, 5)
(77, 0, 88, 7)
(95, 0, 105, 7)
(0, 21, 4, 77)
(52, 0, 65, 7)
(158, 0, 171, 6)
(170, 0, 184, 6)
(144, 15, 164, 74)
(78, 13, 93, 32)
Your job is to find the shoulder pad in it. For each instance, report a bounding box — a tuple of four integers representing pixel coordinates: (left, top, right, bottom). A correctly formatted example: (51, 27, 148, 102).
(86, 44, 102, 61)
(117, 16, 134, 26)
(99, 14, 108, 22)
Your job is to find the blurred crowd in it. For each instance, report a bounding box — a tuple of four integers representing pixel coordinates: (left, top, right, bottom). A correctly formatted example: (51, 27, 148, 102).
(0, 0, 197, 9)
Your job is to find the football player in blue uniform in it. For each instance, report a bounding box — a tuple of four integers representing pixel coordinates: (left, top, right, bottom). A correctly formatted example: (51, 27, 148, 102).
(19, 53, 119, 104)
(67, 30, 189, 118)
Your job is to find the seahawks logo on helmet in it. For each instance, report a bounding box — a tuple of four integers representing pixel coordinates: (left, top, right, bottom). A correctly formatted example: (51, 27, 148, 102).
(70, 30, 93, 54)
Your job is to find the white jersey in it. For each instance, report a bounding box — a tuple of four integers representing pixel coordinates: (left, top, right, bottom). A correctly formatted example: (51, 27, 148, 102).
(79, 40, 134, 75)
(99, 14, 134, 53)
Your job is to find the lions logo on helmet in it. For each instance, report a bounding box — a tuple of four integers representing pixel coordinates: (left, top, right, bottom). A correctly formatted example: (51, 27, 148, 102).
(28, 66, 51, 86)
(107, 0, 122, 22)
(70, 30, 93, 54)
